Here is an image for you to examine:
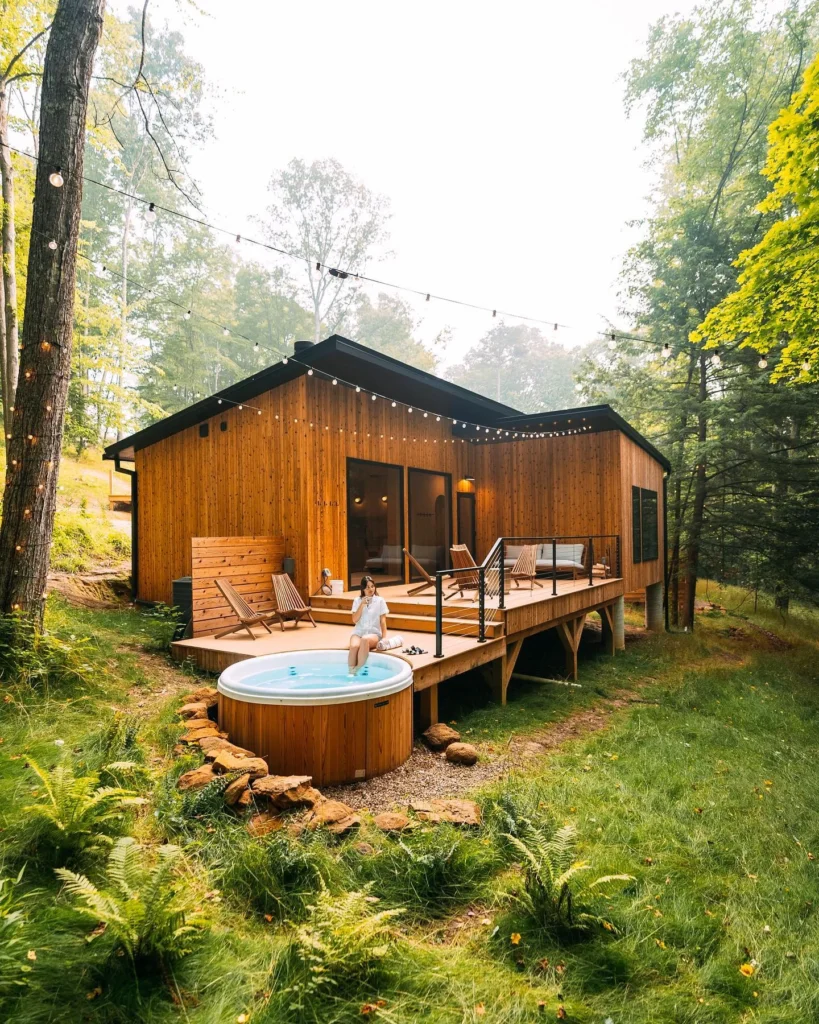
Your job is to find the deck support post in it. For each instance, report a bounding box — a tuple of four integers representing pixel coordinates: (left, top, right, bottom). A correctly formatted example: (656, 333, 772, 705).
(556, 614, 587, 682)
(645, 581, 664, 632)
(612, 595, 625, 651)
(600, 604, 615, 656)
(418, 684, 439, 730)
(480, 638, 523, 706)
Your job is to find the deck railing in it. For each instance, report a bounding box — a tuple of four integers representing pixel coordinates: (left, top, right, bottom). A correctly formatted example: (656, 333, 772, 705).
(433, 534, 621, 658)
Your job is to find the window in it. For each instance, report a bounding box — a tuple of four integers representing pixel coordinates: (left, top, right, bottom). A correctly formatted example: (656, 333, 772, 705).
(632, 486, 659, 563)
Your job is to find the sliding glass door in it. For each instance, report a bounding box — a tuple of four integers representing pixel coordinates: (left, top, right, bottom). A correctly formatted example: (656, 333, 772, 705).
(408, 468, 451, 580)
(346, 458, 404, 589)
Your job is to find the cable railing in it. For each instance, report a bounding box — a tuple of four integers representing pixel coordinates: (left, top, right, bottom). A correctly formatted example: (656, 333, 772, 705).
(433, 534, 621, 658)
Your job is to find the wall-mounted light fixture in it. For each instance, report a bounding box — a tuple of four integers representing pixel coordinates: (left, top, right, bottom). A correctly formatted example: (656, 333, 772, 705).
(353, 495, 363, 505)
(463, 476, 475, 483)
(380, 495, 388, 503)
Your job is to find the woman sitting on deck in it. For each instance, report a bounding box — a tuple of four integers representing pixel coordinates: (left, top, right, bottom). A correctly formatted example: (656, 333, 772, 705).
(349, 576, 389, 674)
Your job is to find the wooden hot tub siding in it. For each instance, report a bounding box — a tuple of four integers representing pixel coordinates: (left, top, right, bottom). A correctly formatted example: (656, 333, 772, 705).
(218, 685, 413, 786)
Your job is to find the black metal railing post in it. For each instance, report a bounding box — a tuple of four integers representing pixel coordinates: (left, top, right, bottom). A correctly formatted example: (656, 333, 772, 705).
(552, 537, 557, 595)
(434, 572, 443, 658)
(588, 536, 594, 586)
(498, 539, 505, 610)
(615, 534, 621, 577)
(477, 566, 486, 642)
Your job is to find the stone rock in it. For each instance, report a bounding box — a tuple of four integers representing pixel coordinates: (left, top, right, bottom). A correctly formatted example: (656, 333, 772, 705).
(235, 788, 253, 811)
(179, 725, 225, 744)
(223, 773, 251, 806)
(422, 722, 461, 750)
(445, 742, 479, 766)
(181, 686, 219, 708)
(246, 811, 284, 838)
(251, 775, 320, 809)
(212, 751, 268, 779)
(353, 841, 376, 856)
(408, 798, 482, 826)
(199, 736, 256, 760)
(178, 702, 210, 720)
(179, 718, 218, 736)
(373, 811, 413, 832)
(305, 798, 361, 835)
(177, 763, 217, 791)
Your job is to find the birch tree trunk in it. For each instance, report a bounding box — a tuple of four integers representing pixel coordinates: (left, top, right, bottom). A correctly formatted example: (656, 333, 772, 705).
(0, 0, 106, 621)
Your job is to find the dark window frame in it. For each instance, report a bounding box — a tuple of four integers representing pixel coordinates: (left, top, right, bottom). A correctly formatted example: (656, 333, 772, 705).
(407, 466, 452, 581)
(632, 485, 659, 564)
(346, 456, 405, 590)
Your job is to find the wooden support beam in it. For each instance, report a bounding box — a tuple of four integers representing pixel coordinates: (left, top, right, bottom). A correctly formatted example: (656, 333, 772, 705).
(417, 684, 439, 730)
(555, 614, 586, 681)
(479, 638, 523, 706)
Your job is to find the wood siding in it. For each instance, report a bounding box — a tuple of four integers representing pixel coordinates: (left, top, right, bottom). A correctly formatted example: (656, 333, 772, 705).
(134, 372, 665, 603)
(191, 535, 284, 637)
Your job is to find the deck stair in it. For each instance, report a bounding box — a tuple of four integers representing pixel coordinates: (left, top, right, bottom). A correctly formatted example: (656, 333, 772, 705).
(310, 592, 504, 640)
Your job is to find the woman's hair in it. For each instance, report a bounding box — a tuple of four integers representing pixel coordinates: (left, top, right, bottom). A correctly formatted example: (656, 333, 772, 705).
(359, 575, 378, 597)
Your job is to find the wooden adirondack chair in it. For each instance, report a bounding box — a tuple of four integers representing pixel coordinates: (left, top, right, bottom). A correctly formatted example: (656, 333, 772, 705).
(213, 578, 278, 639)
(448, 544, 483, 599)
(271, 572, 318, 630)
(403, 547, 459, 600)
(509, 544, 544, 590)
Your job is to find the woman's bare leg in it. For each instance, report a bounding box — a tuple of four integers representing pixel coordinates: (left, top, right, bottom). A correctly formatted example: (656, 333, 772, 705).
(348, 636, 361, 671)
(356, 635, 378, 671)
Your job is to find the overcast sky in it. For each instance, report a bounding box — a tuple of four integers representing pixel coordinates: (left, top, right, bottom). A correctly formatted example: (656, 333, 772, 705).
(120, 0, 701, 364)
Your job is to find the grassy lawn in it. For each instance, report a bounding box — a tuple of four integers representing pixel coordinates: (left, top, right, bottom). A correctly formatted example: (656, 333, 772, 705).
(0, 588, 817, 1022)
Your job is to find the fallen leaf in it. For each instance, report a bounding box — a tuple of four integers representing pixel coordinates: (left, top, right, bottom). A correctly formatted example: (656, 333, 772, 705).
(27, 949, 36, 961)
(510, 932, 521, 945)
(538, 958, 550, 971)
(655, 939, 667, 950)
(740, 963, 755, 977)
(263, 914, 273, 923)
(557, 1007, 567, 1020)
(86, 987, 102, 1000)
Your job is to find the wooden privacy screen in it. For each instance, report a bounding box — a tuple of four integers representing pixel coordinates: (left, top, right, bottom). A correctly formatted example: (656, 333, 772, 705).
(191, 536, 285, 638)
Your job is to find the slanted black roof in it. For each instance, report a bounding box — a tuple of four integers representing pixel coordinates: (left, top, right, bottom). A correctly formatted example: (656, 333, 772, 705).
(103, 334, 520, 462)
(497, 405, 672, 473)
(103, 336, 670, 473)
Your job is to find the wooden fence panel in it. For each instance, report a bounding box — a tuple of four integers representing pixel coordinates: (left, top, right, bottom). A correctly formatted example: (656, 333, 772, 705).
(191, 536, 284, 637)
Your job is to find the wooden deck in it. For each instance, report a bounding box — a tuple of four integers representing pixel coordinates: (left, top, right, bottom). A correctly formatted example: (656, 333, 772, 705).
(171, 575, 624, 726)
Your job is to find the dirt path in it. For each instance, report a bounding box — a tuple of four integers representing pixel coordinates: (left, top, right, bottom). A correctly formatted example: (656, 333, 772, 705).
(323, 689, 649, 813)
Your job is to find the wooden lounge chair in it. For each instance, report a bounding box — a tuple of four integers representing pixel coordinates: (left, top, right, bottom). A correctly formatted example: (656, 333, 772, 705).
(509, 544, 544, 590)
(271, 572, 318, 630)
(449, 544, 485, 600)
(213, 578, 278, 639)
(404, 548, 459, 600)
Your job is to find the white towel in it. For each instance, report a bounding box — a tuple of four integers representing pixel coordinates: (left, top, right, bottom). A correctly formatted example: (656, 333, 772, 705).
(376, 635, 403, 651)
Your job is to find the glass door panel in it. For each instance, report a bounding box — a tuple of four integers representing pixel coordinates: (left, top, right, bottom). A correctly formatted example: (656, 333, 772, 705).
(408, 468, 451, 579)
(346, 458, 404, 589)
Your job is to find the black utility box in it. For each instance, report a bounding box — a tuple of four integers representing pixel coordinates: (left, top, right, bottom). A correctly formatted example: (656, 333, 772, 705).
(171, 576, 193, 640)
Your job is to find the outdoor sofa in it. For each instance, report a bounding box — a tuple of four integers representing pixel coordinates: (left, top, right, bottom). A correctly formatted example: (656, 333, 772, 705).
(502, 542, 586, 579)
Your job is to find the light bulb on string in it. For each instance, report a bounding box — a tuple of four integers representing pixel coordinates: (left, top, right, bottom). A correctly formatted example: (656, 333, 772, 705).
(307, 368, 313, 375)
(283, 357, 288, 364)
(253, 342, 259, 352)
(49, 167, 64, 187)
(223, 328, 229, 336)
(184, 310, 191, 320)
(758, 356, 768, 369)
(408, 407, 413, 413)
(391, 401, 396, 407)
(607, 333, 617, 350)
(711, 350, 721, 368)
(662, 342, 672, 359)
(802, 359, 811, 372)
(333, 379, 338, 386)
(145, 202, 157, 223)
(48, 239, 57, 251)
(355, 386, 361, 393)
(371, 394, 377, 401)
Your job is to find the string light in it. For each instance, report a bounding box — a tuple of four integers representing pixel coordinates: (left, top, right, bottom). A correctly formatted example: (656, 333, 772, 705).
(48, 167, 64, 187)
(48, 239, 57, 251)
(145, 202, 157, 223)
(661, 342, 671, 359)
(223, 328, 229, 336)
(758, 356, 768, 369)
(184, 310, 191, 320)
(802, 360, 811, 372)
(711, 350, 722, 368)
(253, 342, 259, 352)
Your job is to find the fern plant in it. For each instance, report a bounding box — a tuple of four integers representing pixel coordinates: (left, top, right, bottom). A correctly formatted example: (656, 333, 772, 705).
(0, 867, 38, 993)
(286, 883, 404, 999)
(503, 818, 634, 934)
(22, 756, 146, 860)
(55, 837, 207, 963)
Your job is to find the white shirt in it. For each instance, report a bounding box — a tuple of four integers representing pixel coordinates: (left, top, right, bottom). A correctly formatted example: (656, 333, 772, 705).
(352, 595, 389, 637)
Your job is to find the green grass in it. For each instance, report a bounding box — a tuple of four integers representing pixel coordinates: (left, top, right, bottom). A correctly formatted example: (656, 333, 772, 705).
(0, 585, 818, 1021)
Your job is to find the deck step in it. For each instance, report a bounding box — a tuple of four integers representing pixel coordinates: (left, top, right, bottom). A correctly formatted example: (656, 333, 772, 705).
(310, 607, 504, 639)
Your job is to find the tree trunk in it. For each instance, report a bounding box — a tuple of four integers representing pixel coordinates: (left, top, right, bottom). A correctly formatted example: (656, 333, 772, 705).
(0, 0, 106, 620)
(0, 85, 20, 433)
(682, 352, 708, 630)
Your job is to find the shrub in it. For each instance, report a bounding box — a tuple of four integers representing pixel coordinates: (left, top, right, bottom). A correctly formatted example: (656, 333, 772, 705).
(140, 603, 182, 652)
(21, 756, 146, 862)
(51, 512, 129, 573)
(0, 868, 38, 994)
(282, 883, 403, 1002)
(355, 825, 499, 917)
(503, 819, 634, 935)
(55, 837, 207, 964)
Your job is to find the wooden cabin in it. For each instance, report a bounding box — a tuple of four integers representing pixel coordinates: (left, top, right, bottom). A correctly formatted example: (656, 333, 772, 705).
(104, 335, 670, 622)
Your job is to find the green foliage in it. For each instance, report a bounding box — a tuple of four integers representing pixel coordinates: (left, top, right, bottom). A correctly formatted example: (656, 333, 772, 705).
(282, 883, 403, 1003)
(694, 53, 819, 380)
(51, 511, 129, 572)
(354, 825, 500, 918)
(0, 615, 96, 692)
(0, 868, 38, 994)
(503, 819, 634, 935)
(140, 602, 182, 652)
(55, 837, 207, 963)
(20, 756, 146, 862)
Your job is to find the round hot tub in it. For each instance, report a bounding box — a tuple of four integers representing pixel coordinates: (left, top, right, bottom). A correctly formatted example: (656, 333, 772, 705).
(217, 651, 413, 785)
